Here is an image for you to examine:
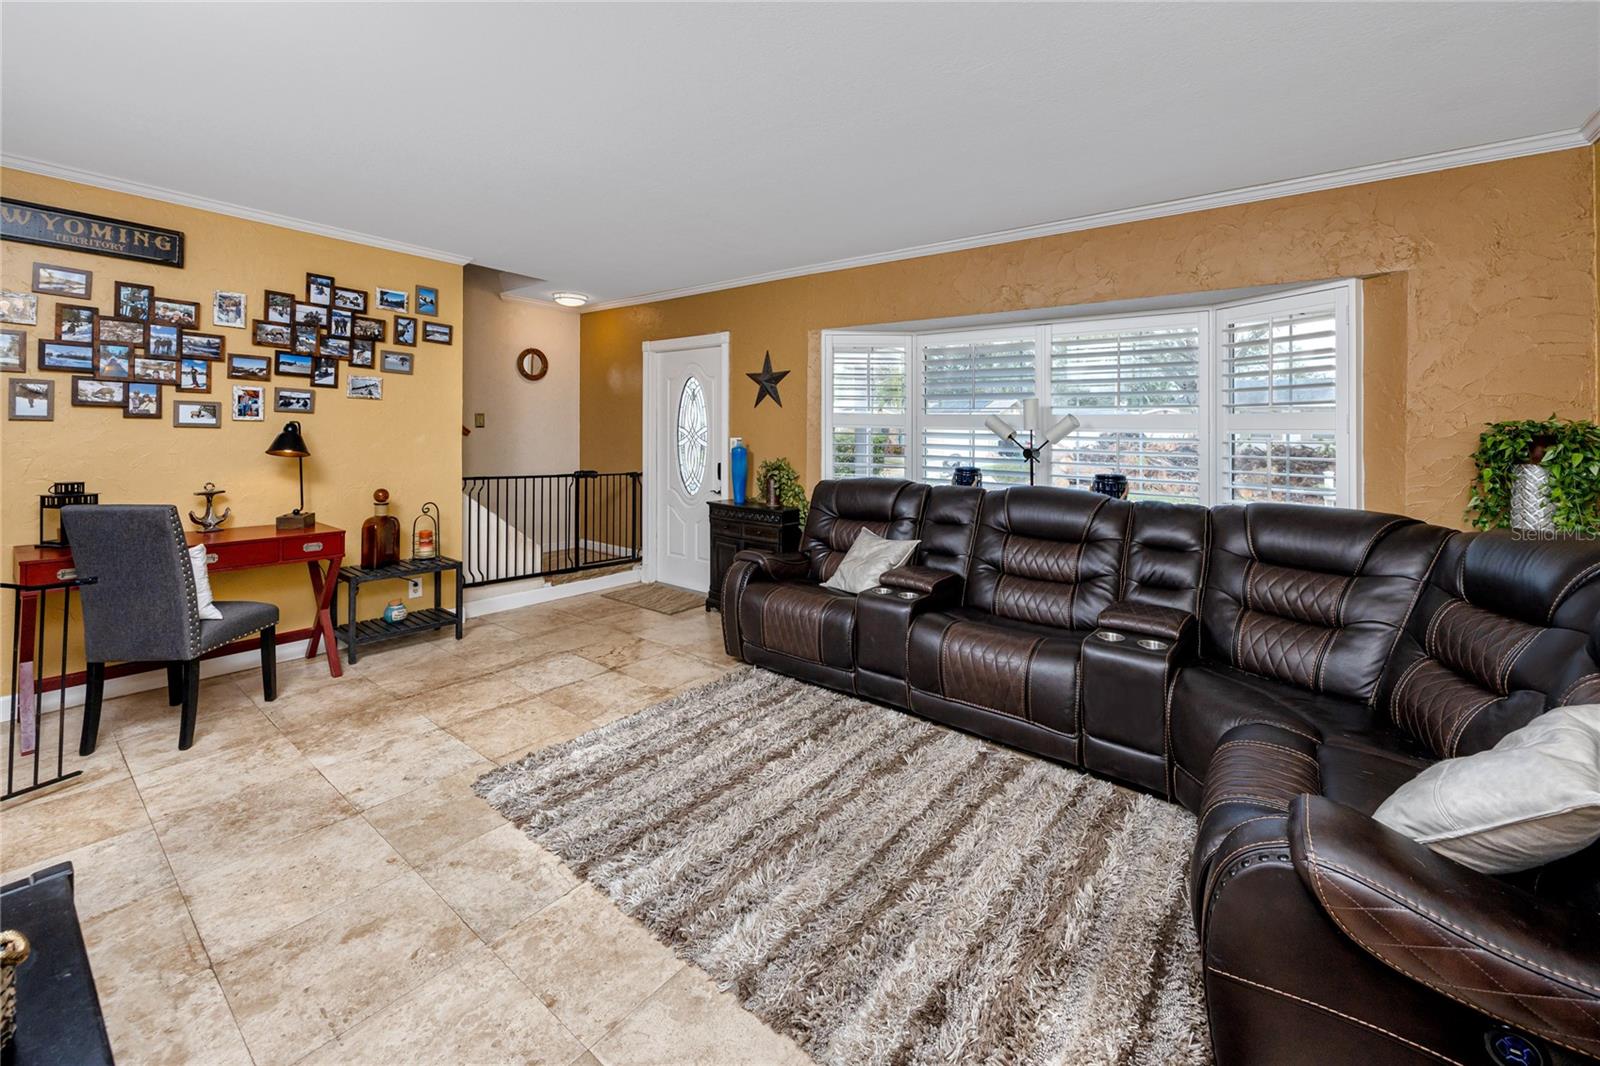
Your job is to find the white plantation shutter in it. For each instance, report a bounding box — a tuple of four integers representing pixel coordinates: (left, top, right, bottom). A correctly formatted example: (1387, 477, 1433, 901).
(819, 282, 1357, 504)
(1216, 288, 1354, 507)
(920, 332, 1036, 415)
(824, 335, 910, 480)
(1050, 321, 1200, 413)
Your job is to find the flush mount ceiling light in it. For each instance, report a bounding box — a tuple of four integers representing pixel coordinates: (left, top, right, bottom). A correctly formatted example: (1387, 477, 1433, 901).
(550, 292, 588, 307)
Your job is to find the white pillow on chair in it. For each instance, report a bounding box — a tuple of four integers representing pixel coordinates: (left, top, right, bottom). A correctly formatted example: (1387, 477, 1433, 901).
(1373, 705, 1600, 873)
(820, 530, 919, 595)
(187, 544, 224, 621)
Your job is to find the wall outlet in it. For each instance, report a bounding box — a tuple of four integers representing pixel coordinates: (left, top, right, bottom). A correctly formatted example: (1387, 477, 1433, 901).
(407, 578, 423, 599)
(474, 412, 485, 428)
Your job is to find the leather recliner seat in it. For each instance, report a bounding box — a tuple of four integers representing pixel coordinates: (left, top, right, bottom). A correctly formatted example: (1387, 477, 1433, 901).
(720, 478, 1600, 1064)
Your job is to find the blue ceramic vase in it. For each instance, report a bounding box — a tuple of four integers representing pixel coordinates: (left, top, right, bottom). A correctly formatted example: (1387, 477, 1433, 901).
(729, 438, 748, 505)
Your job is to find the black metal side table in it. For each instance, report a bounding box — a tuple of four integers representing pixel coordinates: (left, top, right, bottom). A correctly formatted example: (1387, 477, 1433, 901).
(332, 556, 463, 664)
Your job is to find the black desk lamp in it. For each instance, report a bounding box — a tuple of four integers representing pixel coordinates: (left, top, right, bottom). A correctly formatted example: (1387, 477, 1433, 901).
(266, 421, 315, 530)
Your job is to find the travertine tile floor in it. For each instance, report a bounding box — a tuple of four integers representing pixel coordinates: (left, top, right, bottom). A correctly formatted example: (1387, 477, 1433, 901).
(0, 588, 812, 1066)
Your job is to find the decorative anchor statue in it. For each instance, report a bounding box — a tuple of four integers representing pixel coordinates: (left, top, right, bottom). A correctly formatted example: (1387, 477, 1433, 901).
(189, 482, 231, 532)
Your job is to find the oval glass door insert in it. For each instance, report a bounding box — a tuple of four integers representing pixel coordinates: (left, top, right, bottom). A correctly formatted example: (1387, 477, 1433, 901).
(676, 376, 708, 494)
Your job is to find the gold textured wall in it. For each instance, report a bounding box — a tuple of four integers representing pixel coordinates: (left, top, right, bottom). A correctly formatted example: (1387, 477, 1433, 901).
(579, 147, 1598, 527)
(0, 168, 464, 678)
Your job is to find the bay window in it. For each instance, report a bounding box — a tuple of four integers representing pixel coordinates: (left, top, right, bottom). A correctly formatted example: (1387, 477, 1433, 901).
(821, 281, 1359, 507)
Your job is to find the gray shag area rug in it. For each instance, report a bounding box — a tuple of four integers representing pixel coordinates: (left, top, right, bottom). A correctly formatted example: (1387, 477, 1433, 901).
(475, 667, 1210, 1066)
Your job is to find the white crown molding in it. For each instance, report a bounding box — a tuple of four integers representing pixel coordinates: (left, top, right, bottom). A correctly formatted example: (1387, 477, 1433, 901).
(1, 154, 474, 266)
(586, 125, 1595, 312)
(1581, 108, 1600, 145)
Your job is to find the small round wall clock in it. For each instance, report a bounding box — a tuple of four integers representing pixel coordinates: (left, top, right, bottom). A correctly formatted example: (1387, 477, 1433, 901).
(516, 347, 549, 381)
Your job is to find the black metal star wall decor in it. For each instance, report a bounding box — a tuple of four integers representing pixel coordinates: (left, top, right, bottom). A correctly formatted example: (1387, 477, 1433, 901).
(747, 350, 789, 408)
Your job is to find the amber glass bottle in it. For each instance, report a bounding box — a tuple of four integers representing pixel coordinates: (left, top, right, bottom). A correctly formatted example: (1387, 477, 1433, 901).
(361, 488, 401, 568)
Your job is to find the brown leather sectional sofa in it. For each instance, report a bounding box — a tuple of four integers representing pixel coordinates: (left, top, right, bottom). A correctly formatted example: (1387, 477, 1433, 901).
(720, 477, 1600, 1065)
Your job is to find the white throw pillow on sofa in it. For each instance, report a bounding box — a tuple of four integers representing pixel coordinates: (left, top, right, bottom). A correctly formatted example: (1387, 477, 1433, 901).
(1373, 705, 1600, 874)
(187, 543, 224, 621)
(820, 530, 919, 595)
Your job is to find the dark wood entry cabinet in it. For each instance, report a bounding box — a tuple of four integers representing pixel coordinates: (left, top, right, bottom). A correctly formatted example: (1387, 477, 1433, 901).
(706, 501, 802, 610)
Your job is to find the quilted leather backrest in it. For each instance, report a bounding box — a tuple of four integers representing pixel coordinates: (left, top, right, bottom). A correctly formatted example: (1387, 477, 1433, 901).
(966, 486, 1132, 630)
(1381, 532, 1600, 758)
(1201, 504, 1450, 701)
(918, 486, 984, 577)
(1122, 500, 1210, 612)
(802, 479, 929, 582)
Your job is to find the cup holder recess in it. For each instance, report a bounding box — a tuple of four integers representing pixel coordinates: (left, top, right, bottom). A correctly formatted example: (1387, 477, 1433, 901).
(895, 590, 918, 600)
(1137, 638, 1170, 651)
(872, 587, 893, 595)
(1095, 631, 1126, 642)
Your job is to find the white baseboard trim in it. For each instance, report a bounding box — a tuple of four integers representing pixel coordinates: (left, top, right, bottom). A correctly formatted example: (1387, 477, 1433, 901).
(0, 638, 311, 720)
(463, 567, 641, 619)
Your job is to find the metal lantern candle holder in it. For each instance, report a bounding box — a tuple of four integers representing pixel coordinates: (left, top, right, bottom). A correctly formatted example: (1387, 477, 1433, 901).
(37, 482, 97, 548)
(411, 501, 440, 560)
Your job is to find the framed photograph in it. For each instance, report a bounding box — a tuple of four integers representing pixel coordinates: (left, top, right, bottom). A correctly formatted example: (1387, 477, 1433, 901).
(150, 298, 199, 328)
(95, 344, 134, 379)
(9, 378, 53, 420)
(375, 287, 408, 313)
(0, 329, 25, 372)
(178, 357, 212, 393)
(352, 315, 385, 341)
(294, 302, 329, 327)
(292, 323, 320, 354)
(227, 353, 272, 381)
(33, 263, 92, 299)
(123, 380, 161, 419)
(275, 351, 313, 377)
(71, 376, 124, 407)
(179, 331, 225, 360)
(328, 308, 353, 338)
(349, 338, 375, 367)
(274, 387, 315, 414)
(0, 292, 39, 325)
(133, 356, 178, 384)
(264, 290, 295, 324)
(332, 287, 366, 312)
(393, 316, 416, 347)
(252, 320, 293, 348)
(173, 400, 221, 428)
(55, 304, 97, 343)
(347, 374, 382, 400)
(320, 335, 351, 359)
(311, 355, 339, 388)
(99, 317, 147, 345)
(38, 340, 95, 373)
(232, 384, 266, 421)
(115, 281, 153, 321)
(415, 285, 438, 316)
(422, 322, 452, 345)
(380, 350, 413, 374)
(306, 273, 334, 306)
(212, 291, 247, 329)
(146, 323, 180, 357)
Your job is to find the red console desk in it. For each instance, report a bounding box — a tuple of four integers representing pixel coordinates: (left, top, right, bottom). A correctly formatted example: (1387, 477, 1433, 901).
(12, 522, 348, 686)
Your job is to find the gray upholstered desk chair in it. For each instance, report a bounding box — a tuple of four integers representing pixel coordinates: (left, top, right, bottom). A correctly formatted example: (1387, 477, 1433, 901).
(61, 504, 279, 754)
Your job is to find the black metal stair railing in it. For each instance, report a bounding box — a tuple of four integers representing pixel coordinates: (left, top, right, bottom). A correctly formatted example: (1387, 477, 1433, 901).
(461, 471, 641, 587)
(5, 576, 96, 802)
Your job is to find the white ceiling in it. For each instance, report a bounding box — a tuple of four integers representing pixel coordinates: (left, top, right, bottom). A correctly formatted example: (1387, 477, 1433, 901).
(3, 3, 1596, 308)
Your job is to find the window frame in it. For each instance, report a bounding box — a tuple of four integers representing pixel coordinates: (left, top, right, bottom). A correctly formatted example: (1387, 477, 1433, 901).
(820, 280, 1361, 507)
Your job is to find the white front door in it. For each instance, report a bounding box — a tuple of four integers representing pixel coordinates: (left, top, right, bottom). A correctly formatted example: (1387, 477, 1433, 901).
(650, 339, 724, 591)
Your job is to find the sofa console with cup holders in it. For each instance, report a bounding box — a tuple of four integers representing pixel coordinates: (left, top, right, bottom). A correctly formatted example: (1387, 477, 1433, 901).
(720, 477, 1600, 1065)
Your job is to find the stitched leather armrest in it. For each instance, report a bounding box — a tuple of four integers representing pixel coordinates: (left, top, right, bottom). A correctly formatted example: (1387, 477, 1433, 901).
(1096, 600, 1195, 642)
(879, 565, 962, 599)
(1291, 795, 1600, 1058)
(733, 549, 809, 582)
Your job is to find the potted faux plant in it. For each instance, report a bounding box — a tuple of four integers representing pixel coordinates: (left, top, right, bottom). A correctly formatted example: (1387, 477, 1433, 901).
(756, 457, 808, 522)
(1466, 416, 1600, 535)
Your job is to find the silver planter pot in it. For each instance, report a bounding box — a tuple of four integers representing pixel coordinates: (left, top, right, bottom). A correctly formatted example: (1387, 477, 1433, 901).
(1509, 463, 1555, 532)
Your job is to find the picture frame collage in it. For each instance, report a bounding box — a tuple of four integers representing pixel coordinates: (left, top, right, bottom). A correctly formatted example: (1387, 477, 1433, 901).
(3, 261, 453, 423)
